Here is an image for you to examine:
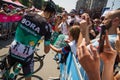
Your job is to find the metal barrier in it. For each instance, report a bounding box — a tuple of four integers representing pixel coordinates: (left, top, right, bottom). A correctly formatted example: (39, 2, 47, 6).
(59, 52, 88, 80)
(0, 14, 22, 38)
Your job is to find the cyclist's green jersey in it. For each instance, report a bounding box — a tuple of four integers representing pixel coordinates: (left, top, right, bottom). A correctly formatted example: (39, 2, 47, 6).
(10, 12, 52, 61)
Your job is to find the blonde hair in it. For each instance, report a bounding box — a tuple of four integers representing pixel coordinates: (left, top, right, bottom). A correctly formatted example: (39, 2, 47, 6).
(69, 25, 80, 43)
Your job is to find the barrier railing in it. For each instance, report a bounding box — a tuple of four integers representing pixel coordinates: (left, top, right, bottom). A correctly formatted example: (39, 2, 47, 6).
(0, 14, 22, 38)
(0, 14, 22, 22)
(59, 52, 88, 80)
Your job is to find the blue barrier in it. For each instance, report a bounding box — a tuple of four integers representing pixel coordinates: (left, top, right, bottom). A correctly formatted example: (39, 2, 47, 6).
(59, 52, 88, 80)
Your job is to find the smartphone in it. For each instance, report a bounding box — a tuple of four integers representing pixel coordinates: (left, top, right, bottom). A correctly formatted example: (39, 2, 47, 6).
(99, 24, 106, 53)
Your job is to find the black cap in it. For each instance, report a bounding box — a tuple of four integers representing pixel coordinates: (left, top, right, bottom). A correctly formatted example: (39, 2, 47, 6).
(44, 0, 56, 13)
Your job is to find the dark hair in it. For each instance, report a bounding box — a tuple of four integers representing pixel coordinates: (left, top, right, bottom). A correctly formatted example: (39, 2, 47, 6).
(44, 1, 56, 13)
(2, 4, 8, 8)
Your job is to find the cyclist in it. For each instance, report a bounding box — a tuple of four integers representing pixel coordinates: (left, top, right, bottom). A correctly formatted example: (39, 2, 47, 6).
(8, 1, 56, 80)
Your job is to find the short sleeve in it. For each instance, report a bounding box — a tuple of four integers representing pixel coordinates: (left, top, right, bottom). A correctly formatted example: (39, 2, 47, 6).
(44, 24, 52, 45)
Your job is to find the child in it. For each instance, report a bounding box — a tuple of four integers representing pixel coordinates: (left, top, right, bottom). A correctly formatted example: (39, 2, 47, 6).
(50, 25, 80, 58)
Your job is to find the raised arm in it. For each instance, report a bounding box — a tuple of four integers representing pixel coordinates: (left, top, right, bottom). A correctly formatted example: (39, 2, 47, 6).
(100, 31, 117, 80)
(77, 38, 101, 80)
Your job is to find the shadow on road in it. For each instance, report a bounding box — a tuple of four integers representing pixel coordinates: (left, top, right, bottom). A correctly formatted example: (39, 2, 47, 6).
(17, 75, 43, 80)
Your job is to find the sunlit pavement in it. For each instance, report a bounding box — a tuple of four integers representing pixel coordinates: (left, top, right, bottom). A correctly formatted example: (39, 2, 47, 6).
(0, 37, 60, 80)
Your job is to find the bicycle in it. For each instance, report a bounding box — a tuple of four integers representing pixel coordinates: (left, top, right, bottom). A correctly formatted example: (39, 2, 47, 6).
(13, 47, 46, 77)
(0, 54, 22, 80)
(12, 36, 46, 77)
(0, 53, 45, 80)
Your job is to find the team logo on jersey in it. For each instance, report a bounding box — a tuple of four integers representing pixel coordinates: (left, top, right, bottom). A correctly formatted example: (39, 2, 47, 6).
(21, 18, 40, 34)
(29, 41, 35, 46)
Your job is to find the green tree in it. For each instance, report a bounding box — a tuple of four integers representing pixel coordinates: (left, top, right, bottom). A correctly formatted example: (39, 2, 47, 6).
(19, 0, 29, 7)
(18, 0, 64, 13)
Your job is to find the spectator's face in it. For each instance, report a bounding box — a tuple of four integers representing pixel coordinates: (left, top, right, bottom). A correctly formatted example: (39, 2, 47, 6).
(62, 14, 67, 21)
(81, 13, 89, 20)
(102, 14, 112, 29)
(46, 12, 55, 20)
(4, 6, 8, 11)
(48, 12, 55, 19)
(93, 19, 101, 27)
(81, 15, 85, 20)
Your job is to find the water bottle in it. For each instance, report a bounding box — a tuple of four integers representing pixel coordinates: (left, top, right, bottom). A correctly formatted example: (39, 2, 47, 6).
(9, 63, 22, 79)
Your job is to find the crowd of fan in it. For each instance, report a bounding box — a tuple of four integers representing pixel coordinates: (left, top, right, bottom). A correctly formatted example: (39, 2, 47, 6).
(1, 3, 120, 80)
(0, 3, 40, 40)
(49, 8, 120, 80)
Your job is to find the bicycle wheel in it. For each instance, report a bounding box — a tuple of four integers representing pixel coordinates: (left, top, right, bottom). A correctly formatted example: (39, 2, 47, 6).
(34, 53, 46, 62)
(17, 75, 43, 80)
(13, 57, 43, 76)
(34, 50, 41, 58)
(0, 54, 9, 79)
(33, 57, 43, 74)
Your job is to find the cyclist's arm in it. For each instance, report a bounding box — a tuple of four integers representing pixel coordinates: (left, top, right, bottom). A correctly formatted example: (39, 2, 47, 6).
(44, 24, 52, 54)
(44, 44, 50, 53)
(44, 39, 51, 53)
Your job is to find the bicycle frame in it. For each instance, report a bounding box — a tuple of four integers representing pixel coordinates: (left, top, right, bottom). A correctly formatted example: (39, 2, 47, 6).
(0, 54, 22, 80)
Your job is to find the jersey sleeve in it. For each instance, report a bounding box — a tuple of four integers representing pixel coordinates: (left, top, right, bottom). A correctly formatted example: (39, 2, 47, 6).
(44, 24, 52, 46)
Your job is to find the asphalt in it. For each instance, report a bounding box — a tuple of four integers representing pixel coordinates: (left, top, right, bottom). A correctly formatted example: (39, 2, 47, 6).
(0, 36, 60, 80)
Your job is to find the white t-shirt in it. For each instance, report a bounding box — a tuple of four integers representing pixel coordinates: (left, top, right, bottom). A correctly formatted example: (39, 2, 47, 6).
(58, 22, 68, 35)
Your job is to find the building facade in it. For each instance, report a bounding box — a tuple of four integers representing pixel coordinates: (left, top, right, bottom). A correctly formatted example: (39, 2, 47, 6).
(76, 0, 108, 18)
